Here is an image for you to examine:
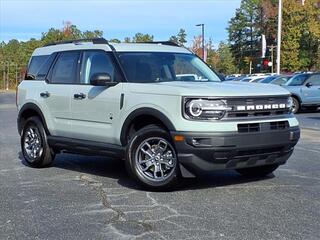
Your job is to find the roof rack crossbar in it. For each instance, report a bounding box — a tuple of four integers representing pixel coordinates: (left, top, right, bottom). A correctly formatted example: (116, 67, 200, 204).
(137, 41, 179, 47)
(44, 38, 109, 46)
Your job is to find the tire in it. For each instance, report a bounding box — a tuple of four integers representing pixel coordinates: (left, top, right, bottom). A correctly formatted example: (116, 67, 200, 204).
(236, 164, 279, 178)
(21, 116, 55, 168)
(292, 97, 300, 114)
(125, 125, 180, 190)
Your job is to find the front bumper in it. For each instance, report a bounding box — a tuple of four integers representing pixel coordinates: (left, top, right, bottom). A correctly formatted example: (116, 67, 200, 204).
(171, 127, 300, 176)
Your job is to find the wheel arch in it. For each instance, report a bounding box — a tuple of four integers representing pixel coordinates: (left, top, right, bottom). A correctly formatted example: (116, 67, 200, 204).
(120, 107, 176, 146)
(290, 93, 302, 103)
(18, 103, 50, 136)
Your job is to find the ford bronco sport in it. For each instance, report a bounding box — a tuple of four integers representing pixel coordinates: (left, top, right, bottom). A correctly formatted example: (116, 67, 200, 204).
(17, 38, 300, 190)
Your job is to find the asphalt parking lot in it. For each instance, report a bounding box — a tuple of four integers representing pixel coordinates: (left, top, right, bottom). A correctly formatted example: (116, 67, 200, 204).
(0, 91, 319, 240)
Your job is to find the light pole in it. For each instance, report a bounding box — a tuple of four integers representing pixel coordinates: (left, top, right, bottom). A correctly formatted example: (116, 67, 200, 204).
(276, 0, 283, 74)
(196, 24, 205, 60)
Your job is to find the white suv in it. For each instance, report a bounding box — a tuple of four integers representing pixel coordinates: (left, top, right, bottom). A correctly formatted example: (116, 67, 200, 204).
(17, 38, 300, 190)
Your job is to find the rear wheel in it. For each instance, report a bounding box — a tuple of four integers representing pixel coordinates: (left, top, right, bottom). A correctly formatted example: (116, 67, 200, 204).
(21, 116, 55, 167)
(236, 164, 279, 178)
(292, 97, 300, 114)
(125, 125, 180, 190)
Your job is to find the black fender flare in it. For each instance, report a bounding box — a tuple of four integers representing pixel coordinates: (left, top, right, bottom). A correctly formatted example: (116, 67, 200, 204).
(120, 107, 176, 146)
(17, 103, 50, 135)
(291, 94, 302, 103)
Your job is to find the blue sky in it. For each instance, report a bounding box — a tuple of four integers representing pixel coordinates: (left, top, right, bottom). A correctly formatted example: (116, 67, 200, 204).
(0, 0, 241, 47)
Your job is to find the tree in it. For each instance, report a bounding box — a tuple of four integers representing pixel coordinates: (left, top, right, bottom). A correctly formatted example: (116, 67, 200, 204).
(177, 29, 187, 46)
(169, 35, 179, 45)
(228, 0, 263, 73)
(124, 37, 131, 43)
(215, 42, 238, 74)
(169, 29, 187, 46)
(109, 38, 121, 43)
(298, 0, 320, 70)
(281, 0, 304, 71)
(132, 33, 154, 42)
(82, 30, 103, 39)
(228, 0, 320, 73)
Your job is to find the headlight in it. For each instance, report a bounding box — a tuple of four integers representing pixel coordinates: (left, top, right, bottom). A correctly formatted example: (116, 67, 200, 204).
(287, 96, 293, 112)
(184, 98, 231, 120)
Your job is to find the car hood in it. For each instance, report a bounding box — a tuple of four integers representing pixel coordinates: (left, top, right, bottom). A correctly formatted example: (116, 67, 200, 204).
(129, 81, 291, 97)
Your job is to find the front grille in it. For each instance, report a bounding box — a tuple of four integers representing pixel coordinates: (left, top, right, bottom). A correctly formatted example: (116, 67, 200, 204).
(270, 121, 289, 130)
(238, 123, 260, 133)
(225, 96, 290, 119)
(237, 121, 289, 133)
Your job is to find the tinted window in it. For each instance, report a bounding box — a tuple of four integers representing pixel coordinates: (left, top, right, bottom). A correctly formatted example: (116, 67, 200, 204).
(25, 55, 49, 80)
(36, 53, 57, 80)
(307, 74, 320, 86)
(50, 52, 80, 84)
(286, 74, 309, 86)
(80, 51, 119, 84)
(260, 75, 277, 83)
(272, 77, 288, 85)
(117, 52, 220, 83)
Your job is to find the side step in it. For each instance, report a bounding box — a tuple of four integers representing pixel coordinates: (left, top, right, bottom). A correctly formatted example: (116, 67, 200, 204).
(47, 136, 125, 158)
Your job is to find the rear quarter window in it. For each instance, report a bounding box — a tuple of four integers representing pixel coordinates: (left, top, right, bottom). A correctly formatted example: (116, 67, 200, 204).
(25, 55, 49, 80)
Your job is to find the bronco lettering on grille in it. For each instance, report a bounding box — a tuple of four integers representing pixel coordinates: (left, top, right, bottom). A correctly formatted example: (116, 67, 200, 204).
(236, 103, 287, 111)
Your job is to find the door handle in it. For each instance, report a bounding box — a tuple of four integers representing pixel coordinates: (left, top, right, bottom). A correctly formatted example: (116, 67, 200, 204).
(74, 93, 86, 99)
(40, 91, 50, 98)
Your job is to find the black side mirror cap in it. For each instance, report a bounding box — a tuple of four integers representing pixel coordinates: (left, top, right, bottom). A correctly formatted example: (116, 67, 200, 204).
(90, 73, 117, 86)
(305, 82, 313, 88)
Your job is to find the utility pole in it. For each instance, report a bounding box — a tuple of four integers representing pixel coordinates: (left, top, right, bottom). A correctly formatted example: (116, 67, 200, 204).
(268, 45, 276, 74)
(276, 0, 283, 74)
(196, 24, 205, 61)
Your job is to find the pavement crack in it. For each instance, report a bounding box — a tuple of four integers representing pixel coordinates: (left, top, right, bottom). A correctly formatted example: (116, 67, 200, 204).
(78, 174, 152, 237)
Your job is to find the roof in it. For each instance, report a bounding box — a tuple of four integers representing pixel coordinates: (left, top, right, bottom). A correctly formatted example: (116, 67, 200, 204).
(32, 41, 191, 56)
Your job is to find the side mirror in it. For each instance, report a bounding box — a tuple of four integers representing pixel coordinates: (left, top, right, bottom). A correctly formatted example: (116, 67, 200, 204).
(305, 82, 313, 88)
(90, 73, 117, 86)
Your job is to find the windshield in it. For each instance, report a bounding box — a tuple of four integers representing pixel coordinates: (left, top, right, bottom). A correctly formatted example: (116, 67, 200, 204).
(260, 75, 278, 83)
(285, 74, 309, 86)
(117, 52, 221, 83)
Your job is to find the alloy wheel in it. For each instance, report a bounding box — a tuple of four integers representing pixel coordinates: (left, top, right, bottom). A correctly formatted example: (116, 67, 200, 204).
(135, 137, 177, 182)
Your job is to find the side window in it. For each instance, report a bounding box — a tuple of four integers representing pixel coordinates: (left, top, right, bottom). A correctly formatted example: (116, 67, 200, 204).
(307, 75, 320, 86)
(36, 53, 57, 80)
(80, 51, 118, 84)
(50, 52, 80, 84)
(25, 55, 49, 80)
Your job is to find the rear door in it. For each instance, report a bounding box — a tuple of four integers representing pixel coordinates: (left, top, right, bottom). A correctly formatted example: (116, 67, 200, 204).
(70, 50, 123, 144)
(41, 51, 80, 137)
(302, 74, 320, 104)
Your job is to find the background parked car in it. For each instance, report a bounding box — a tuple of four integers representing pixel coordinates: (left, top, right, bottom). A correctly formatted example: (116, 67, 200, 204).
(270, 75, 292, 85)
(240, 75, 268, 83)
(259, 75, 279, 84)
(282, 73, 320, 113)
(259, 75, 292, 85)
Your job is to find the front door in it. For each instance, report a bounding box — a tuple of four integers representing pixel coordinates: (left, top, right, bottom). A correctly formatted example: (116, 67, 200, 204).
(302, 74, 320, 104)
(70, 50, 123, 144)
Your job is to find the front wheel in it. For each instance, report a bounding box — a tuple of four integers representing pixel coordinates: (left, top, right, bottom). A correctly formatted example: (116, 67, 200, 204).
(125, 125, 180, 190)
(292, 97, 300, 114)
(236, 164, 279, 178)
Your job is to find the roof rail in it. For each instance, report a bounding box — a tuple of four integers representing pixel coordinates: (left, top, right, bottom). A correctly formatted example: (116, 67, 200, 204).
(138, 41, 179, 47)
(44, 38, 109, 47)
